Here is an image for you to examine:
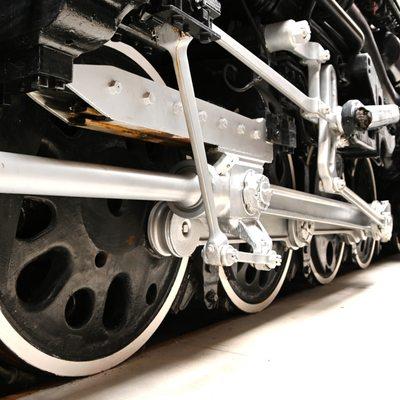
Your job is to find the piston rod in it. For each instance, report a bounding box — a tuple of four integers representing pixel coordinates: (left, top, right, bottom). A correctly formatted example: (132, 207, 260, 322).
(0, 151, 372, 231)
(0, 151, 200, 206)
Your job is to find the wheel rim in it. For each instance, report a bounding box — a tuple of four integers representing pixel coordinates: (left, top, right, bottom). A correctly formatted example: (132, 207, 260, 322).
(308, 236, 345, 285)
(349, 158, 377, 269)
(306, 150, 345, 285)
(220, 247, 292, 313)
(0, 258, 187, 377)
(0, 121, 186, 377)
(219, 153, 295, 313)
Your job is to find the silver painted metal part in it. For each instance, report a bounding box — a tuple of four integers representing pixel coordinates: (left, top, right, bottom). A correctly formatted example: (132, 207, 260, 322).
(0, 151, 201, 205)
(213, 23, 331, 118)
(264, 19, 330, 124)
(266, 185, 371, 231)
(318, 65, 341, 194)
(157, 25, 232, 267)
(0, 150, 376, 233)
(104, 40, 166, 86)
(264, 20, 330, 63)
(317, 65, 390, 231)
(62, 65, 272, 162)
(365, 105, 400, 129)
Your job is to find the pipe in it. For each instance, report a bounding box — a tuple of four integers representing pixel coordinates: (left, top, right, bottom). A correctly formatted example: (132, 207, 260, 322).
(349, 4, 400, 105)
(315, 0, 365, 54)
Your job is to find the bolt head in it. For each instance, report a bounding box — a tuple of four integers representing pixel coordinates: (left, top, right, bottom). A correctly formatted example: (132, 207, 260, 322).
(298, 221, 314, 244)
(207, 244, 215, 253)
(251, 130, 262, 140)
(143, 91, 155, 106)
(237, 124, 246, 135)
(218, 118, 228, 130)
(323, 50, 331, 61)
(172, 102, 183, 115)
(333, 177, 346, 192)
(199, 110, 208, 123)
(182, 220, 191, 236)
(108, 80, 122, 95)
(321, 106, 331, 115)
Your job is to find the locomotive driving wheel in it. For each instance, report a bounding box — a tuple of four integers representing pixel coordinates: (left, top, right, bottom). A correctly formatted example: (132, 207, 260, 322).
(305, 152, 346, 285)
(306, 235, 346, 285)
(219, 153, 294, 313)
(347, 158, 377, 269)
(0, 101, 187, 377)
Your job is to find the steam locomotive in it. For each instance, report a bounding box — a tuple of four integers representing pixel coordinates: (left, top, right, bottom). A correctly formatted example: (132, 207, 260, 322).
(0, 0, 399, 387)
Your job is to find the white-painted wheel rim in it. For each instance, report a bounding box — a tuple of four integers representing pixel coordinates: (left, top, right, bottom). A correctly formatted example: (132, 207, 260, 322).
(354, 240, 377, 269)
(352, 158, 377, 269)
(309, 242, 346, 285)
(219, 250, 293, 314)
(0, 257, 188, 377)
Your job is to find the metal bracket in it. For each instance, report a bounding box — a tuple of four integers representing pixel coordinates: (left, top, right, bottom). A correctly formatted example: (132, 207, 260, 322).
(234, 220, 281, 271)
(264, 20, 330, 123)
(148, 151, 283, 270)
(212, 23, 331, 119)
(264, 20, 330, 63)
(317, 66, 394, 240)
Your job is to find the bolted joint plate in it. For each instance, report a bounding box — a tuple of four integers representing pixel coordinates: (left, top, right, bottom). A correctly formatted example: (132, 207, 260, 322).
(66, 65, 273, 163)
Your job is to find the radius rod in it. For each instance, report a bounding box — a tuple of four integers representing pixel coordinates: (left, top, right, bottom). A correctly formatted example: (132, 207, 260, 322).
(0, 150, 371, 231)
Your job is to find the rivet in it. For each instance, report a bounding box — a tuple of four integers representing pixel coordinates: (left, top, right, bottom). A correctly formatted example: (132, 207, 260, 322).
(199, 110, 208, 122)
(172, 102, 183, 115)
(218, 118, 228, 130)
(108, 80, 122, 95)
(143, 91, 155, 106)
(237, 124, 246, 135)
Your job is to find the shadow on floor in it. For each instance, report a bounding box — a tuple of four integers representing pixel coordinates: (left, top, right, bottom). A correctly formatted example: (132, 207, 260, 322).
(11, 254, 399, 400)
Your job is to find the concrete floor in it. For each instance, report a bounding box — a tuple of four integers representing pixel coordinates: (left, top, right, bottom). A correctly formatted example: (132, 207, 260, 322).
(22, 255, 400, 400)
